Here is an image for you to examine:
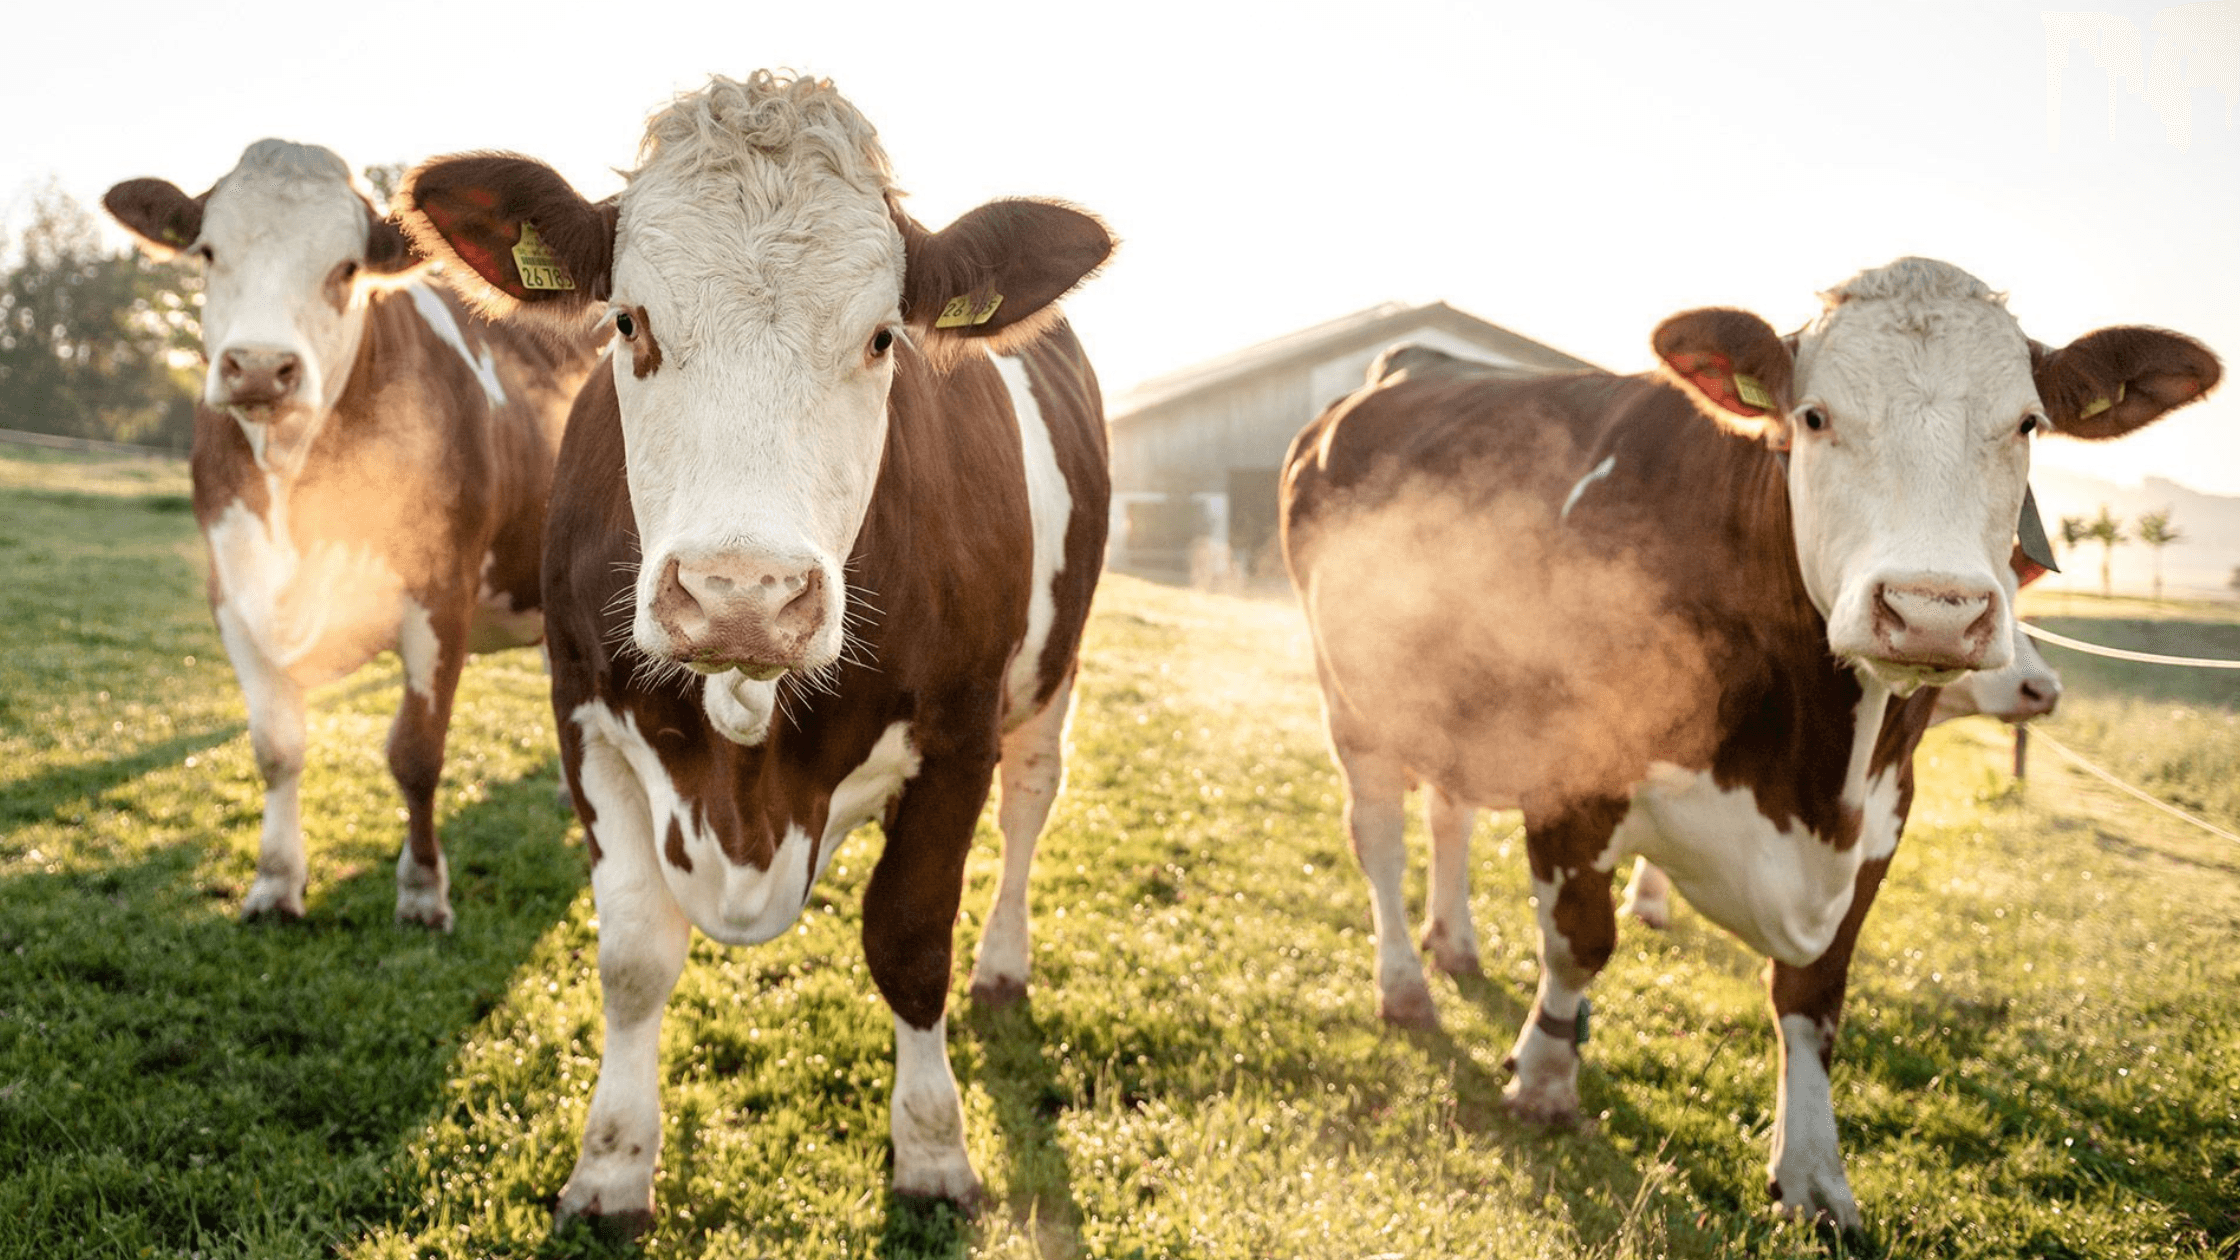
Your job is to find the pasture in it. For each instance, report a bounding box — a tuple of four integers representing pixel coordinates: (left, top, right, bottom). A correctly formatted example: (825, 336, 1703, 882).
(2, 444, 2236, 1259)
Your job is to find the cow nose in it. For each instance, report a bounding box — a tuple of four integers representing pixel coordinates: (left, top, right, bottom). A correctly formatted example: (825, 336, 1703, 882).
(651, 552, 827, 665)
(2017, 677, 2060, 716)
(1873, 581, 1999, 668)
(218, 348, 301, 407)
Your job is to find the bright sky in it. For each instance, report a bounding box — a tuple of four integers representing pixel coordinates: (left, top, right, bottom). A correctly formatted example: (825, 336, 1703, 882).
(9, 1, 2238, 491)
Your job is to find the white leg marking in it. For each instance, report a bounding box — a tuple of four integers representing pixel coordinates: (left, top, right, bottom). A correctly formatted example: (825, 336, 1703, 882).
(990, 352, 1073, 721)
(889, 1014, 982, 1202)
(1768, 1013, 1861, 1228)
(1503, 871, 1588, 1124)
(1420, 786, 1481, 975)
(1618, 856, 1673, 930)
(393, 846, 452, 930)
(971, 683, 1073, 1006)
(406, 283, 507, 407)
(397, 597, 440, 702)
(558, 730, 691, 1228)
(220, 605, 309, 919)
(1337, 748, 1434, 1026)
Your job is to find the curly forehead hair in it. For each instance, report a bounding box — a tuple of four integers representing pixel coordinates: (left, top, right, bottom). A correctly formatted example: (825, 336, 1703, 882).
(1821, 256, 2004, 310)
(628, 71, 899, 198)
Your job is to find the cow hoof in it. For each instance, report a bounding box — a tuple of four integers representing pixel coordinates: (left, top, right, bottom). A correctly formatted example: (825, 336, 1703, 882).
(892, 1168, 985, 1214)
(1377, 983, 1439, 1029)
(968, 974, 1027, 1009)
(1501, 1079, 1581, 1127)
(554, 1178, 656, 1236)
(394, 852, 453, 932)
(1769, 1172, 1862, 1231)
(394, 896, 455, 932)
(240, 876, 305, 922)
(554, 1204, 656, 1241)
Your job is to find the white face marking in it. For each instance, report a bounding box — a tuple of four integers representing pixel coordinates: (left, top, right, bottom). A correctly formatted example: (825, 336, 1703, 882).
(405, 284, 507, 407)
(192, 141, 381, 475)
(608, 87, 905, 677)
(574, 706, 918, 946)
(1559, 454, 1616, 522)
(992, 352, 1074, 723)
(1788, 260, 2036, 684)
(1611, 680, 1896, 966)
(204, 496, 406, 684)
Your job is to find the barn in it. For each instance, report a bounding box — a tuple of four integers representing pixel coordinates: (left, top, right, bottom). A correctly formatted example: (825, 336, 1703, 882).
(1106, 300, 1600, 581)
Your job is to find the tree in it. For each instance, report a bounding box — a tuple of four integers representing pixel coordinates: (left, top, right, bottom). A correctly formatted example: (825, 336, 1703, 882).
(2085, 504, 2127, 598)
(2135, 509, 2182, 603)
(0, 184, 201, 450)
(2059, 515, 2089, 595)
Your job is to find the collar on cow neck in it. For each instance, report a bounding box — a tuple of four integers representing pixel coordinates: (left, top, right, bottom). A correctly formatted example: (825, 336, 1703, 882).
(1771, 448, 2062, 575)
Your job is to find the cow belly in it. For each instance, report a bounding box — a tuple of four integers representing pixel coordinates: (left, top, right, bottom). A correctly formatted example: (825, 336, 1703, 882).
(1615, 762, 1903, 966)
(575, 704, 919, 947)
(205, 498, 408, 686)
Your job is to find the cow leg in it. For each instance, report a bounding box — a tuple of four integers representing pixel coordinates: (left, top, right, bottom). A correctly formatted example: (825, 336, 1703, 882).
(1419, 785, 1481, 975)
(390, 602, 469, 930)
(864, 759, 992, 1206)
(1764, 856, 1889, 1231)
(1618, 856, 1673, 930)
(221, 614, 309, 920)
(557, 735, 689, 1231)
(1504, 798, 1625, 1124)
(969, 676, 1073, 1008)
(1331, 738, 1436, 1028)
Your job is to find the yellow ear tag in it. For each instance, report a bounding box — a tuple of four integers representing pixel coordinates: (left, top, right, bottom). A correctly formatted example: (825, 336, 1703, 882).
(1733, 372, 1774, 411)
(2078, 381, 2126, 419)
(934, 293, 1003, 329)
(511, 223, 574, 292)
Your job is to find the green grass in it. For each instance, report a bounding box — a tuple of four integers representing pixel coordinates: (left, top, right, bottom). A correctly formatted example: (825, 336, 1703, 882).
(2, 451, 2237, 1258)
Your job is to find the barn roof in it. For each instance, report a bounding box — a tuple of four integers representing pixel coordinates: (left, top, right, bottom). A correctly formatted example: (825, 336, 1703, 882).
(1108, 300, 1602, 423)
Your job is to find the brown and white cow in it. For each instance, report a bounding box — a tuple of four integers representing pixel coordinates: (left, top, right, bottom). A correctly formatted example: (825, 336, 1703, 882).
(395, 73, 1112, 1225)
(104, 140, 594, 928)
(1280, 261, 2217, 1226)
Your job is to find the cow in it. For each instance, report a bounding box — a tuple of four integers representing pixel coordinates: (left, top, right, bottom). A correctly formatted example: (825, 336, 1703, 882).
(1278, 260, 2217, 1227)
(392, 71, 1113, 1226)
(103, 140, 596, 929)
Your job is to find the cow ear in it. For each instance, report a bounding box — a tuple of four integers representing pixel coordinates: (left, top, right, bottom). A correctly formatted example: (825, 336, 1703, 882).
(103, 178, 207, 259)
(897, 197, 1113, 365)
(363, 207, 419, 275)
(1652, 308, 1797, 448)
(395, 153, 614, 326)
(2030, 326, 2220, 441)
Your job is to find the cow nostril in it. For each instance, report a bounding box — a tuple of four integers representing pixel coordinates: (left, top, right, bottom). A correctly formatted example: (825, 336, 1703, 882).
(704, 574, 733, 593)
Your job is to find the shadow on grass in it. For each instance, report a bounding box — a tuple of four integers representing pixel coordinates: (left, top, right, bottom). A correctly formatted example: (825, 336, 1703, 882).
(946, 994, 1088, 1258)
(0, 721, 245, 830)
(0, 766, 584, 1252)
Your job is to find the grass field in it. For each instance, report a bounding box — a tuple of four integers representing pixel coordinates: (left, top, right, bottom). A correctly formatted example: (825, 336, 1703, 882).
(2, 449, 2237, 1259)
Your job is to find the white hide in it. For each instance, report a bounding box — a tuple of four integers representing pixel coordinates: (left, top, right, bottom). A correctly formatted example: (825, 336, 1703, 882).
(203, 496, 406, 685)
(702, 670, 779, 747)
(405, 284, 507, 407)
(890, 1015, 980, 1200)
(573, 703, 919, 946)
(1502, 871, 1588, 1123)
(1612, 677, 1900, 967)
(1770, 1014, 1862, 1227)
(991, 352, 1074, 723)
(607, 84, 907, 675)
(969, 682, 1073, 1001)
(1785, 260, 2040, 686)
(1559, 454, 1615, 522)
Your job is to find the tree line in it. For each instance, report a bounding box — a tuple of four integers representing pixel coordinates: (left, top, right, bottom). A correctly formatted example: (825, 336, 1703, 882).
(0, 185, 203, 452)
(2057, 506, 2200, 601)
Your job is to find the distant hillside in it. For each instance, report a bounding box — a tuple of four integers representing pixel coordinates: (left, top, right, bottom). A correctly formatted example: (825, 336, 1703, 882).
(2033, 470, 2240, 600)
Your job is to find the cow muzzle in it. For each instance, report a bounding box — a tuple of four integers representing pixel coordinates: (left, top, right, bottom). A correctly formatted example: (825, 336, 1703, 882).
(214, 346, 303, 411)
(647, 548, 832, 677)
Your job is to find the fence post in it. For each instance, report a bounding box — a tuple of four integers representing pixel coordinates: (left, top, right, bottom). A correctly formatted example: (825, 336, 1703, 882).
(2013, 725, 2029, 780)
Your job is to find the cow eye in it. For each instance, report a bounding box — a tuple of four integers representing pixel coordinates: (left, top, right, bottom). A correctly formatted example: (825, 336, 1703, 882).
(1800, 406, 1829, 432)
(868, 327, 895, 359)
(193, 244, 214, 264)
(2018, 414, 2042, 436)
(614, 311, 637, 340)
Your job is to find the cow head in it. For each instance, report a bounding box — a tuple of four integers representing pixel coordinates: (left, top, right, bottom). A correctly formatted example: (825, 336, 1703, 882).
(1656, 258, 2218, 692)
(396, 72, 1111, 681)
(105, 140, 419, 473)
